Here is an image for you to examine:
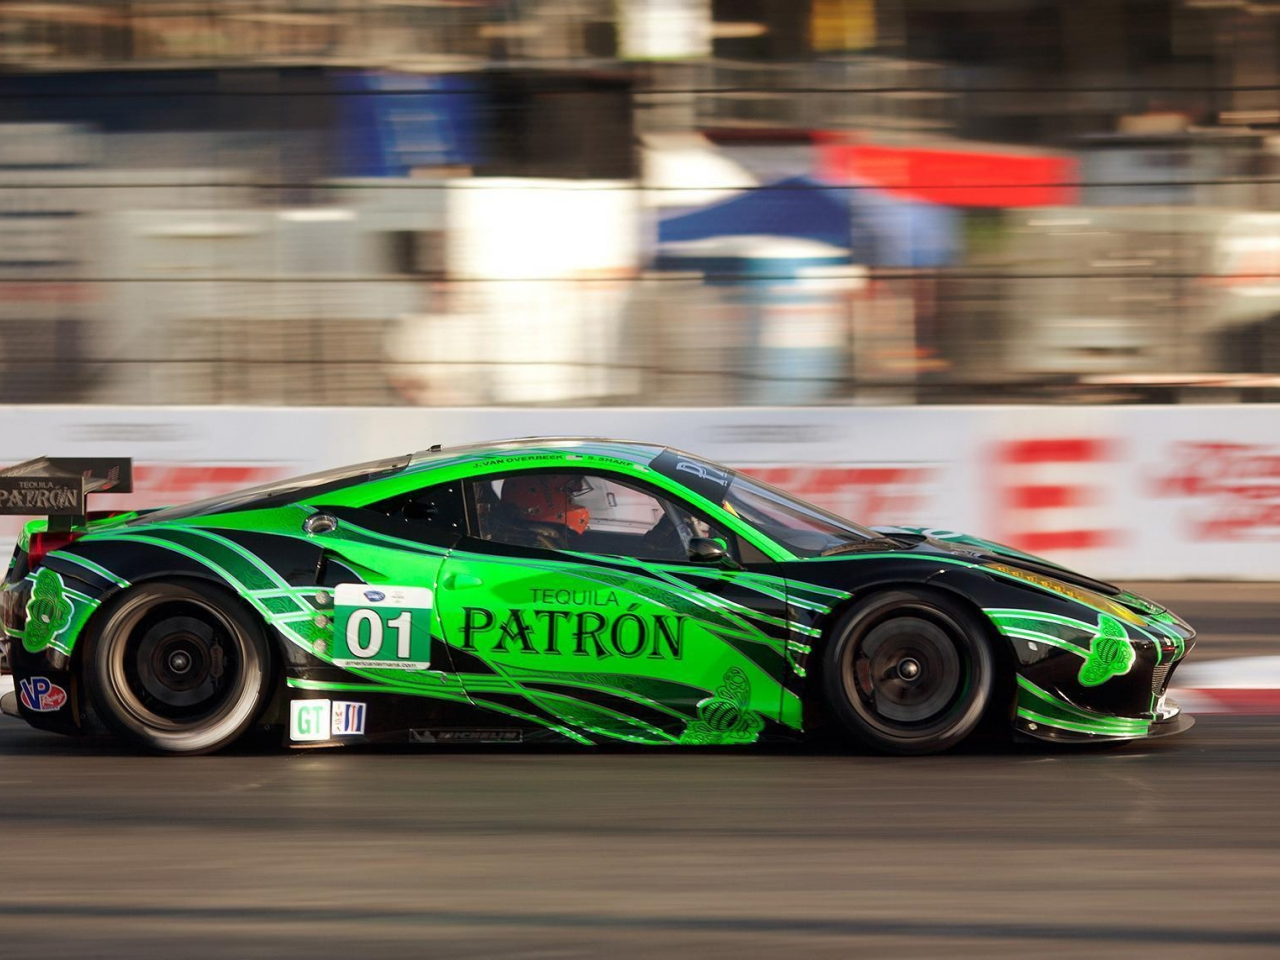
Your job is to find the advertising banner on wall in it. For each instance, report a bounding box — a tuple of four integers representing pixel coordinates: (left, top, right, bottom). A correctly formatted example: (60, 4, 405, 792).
(0, 404, 1277, 580)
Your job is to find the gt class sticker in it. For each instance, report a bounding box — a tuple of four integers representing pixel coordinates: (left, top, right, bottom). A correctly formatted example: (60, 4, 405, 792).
(289, 699, 368, 741)
(19, 676, 68, 712)
(332, 584, 433, 669)
(290, 699, 331, 741)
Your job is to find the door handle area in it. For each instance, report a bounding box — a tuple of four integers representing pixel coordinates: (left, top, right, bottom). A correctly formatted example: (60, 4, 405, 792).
(442, 572, 484, 590)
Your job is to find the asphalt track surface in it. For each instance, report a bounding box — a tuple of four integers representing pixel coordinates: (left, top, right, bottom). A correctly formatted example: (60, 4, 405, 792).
(1, 583, 1277, 959)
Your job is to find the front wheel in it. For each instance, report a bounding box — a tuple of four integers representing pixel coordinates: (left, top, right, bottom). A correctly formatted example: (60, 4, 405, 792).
(822, 589, 993, 755)
(84, 581, 274, 755)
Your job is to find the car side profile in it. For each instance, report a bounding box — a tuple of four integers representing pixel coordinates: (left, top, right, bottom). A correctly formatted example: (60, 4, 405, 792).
(0, 439, 1195, 755)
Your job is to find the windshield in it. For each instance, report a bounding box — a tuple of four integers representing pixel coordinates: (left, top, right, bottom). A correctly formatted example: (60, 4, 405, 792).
(723, 473, 878, 558)
(133, 455, 411, 524)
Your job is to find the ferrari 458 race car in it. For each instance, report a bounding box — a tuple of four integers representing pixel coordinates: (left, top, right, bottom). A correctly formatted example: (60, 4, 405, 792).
(0, 439, 1194, 755)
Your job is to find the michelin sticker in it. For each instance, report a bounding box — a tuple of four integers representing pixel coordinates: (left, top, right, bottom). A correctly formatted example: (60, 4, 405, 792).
(332, 584, 433, 669)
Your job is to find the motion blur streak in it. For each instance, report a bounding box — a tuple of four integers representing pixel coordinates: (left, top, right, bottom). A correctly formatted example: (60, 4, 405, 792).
(0, 585, 1274, 958)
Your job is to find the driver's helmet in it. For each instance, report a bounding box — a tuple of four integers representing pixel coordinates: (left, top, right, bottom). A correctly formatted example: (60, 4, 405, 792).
(500, 474, 590, 535)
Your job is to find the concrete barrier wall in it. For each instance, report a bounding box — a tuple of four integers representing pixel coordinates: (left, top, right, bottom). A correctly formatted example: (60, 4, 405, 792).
(2, 404, 1278, 580)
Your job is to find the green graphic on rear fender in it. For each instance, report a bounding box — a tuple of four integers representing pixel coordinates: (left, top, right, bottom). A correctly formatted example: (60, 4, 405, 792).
(3, 437, 1193, 750)
(1078, 615, 1136, 687)
(23, 568, 73, 652)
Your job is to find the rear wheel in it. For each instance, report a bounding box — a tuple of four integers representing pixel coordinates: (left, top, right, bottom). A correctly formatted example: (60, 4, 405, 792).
(85, 581, 273, 755)
(822, 589, 993, 755)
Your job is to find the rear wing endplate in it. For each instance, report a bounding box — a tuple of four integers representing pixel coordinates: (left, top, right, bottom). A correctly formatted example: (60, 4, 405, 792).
(0, 457, 133, 524)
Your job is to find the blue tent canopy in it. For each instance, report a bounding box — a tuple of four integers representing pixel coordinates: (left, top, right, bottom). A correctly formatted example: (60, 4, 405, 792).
(659, 175, 854, 251)
(656, 175, 959, 268)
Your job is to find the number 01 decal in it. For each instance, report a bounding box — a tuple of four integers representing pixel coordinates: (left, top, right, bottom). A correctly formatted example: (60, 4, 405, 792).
(332, 584, 433, 669)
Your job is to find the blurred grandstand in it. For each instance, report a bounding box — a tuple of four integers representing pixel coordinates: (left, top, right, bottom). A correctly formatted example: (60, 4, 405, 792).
(3, 0, 1280, 406)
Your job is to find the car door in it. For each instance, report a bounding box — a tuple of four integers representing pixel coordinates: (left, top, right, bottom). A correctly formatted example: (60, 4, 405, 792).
(306, 481, 468, 691)
(434, 468, 795, 745)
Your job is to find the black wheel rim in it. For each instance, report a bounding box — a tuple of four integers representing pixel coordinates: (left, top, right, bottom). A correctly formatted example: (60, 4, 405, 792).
(107, 596, 245, 730)
(845, 613, 968, 732)
(133, 615, 231, 713)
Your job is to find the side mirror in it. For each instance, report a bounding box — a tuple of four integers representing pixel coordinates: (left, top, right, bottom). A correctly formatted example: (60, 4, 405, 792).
(687, 537, 738, 567)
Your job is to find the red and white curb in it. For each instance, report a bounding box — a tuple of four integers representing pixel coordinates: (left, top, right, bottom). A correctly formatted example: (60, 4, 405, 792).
(1171, 657, 1280, 716)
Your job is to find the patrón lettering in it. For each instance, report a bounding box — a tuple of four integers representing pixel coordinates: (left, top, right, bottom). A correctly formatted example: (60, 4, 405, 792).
(458, 606, 685, 660)
(0, 480, 79, 512)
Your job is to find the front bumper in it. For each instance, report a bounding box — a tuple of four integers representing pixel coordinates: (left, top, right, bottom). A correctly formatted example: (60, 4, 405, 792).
(1012, 624, 1194, 744)
(1015, 690, 1195, 744)
(995, 591, 1197, 744)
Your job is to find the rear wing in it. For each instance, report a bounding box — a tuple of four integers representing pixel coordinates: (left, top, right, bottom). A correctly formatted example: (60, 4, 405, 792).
(0, 457, 133, 528)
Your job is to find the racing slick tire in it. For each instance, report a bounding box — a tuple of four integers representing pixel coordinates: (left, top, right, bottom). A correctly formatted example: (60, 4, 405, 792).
(822, 588, 994, 756)
(84, 580, 274, 755)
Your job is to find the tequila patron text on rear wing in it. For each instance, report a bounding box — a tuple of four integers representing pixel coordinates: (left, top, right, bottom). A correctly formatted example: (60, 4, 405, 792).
(0, 457, 134, 528)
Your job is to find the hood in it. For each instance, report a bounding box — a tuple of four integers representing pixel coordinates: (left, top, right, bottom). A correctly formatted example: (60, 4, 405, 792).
(872, 525, 1122, 595)
(871, 525, 1184, 628)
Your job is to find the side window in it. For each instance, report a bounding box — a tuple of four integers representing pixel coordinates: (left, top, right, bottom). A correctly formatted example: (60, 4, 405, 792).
(467, 471, 732, 562)
(369, 481, 466, 536)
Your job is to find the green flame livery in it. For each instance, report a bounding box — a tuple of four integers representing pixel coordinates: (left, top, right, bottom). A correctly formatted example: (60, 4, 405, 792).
(0, 439, 1196, 755)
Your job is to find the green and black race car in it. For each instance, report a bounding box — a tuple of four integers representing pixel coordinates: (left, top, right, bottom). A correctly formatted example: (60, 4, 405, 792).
(0, 438, 1194, 755)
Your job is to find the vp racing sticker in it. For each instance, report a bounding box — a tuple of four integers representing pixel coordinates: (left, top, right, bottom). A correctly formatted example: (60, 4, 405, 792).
(19, 676, 67, 712)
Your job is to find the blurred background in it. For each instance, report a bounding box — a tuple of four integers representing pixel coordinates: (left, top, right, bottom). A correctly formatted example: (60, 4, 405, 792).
(4, 15, 1280, 959)
(7, 0, 1280, 408)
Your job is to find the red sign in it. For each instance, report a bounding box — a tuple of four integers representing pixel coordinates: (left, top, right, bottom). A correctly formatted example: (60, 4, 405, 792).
(1151, 441, 1280, 540)
(992, 438, 1114, 553)
(817, 140, 1077, 208)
